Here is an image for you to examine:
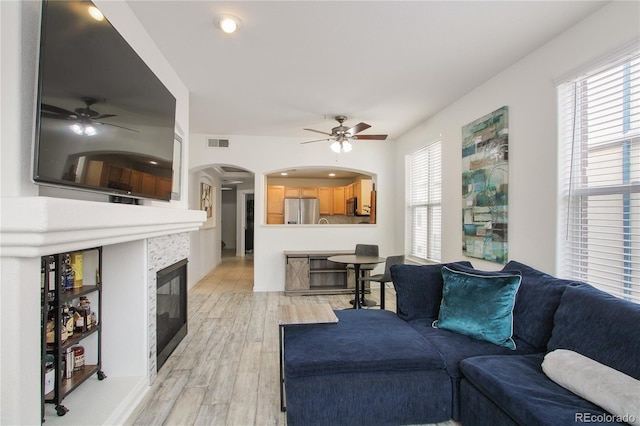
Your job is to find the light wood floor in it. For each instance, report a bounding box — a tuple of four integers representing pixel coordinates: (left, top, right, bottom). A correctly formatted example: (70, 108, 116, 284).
(126, 251, 458, 426)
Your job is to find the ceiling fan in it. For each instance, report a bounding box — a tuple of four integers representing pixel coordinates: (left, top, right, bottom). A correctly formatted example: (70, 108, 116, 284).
(301, 115, 387, 152)
(41, 97, 138, 135)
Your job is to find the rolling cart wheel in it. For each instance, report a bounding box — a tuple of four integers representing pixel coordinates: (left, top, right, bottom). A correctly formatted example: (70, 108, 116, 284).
(97, 370, 107, 380)
(56, 405, 68, 416)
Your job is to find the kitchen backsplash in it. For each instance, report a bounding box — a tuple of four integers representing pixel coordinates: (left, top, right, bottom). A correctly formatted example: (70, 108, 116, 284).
(319, 215, 371, 224)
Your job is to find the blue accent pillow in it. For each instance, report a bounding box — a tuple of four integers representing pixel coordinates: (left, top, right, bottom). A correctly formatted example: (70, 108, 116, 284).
(390, 261, 473, 322)
(433, 266, 522, 349)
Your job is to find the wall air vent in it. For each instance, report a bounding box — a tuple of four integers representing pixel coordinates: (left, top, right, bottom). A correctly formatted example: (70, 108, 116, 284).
(207, 138, 230, 148)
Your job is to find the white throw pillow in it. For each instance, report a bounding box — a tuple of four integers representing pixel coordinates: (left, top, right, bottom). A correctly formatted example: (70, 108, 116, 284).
(542, 349, 640, 425)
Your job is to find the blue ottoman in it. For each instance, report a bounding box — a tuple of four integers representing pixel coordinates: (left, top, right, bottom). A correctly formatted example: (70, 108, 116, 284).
(284, 309, 451, 426)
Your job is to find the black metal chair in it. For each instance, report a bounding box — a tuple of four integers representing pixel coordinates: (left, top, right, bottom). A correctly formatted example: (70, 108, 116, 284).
(347, 244, 379, 307)
(359, 255, 405, 310)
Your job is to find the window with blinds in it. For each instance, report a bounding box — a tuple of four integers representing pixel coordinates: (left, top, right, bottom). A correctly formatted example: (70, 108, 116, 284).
(406, 141, 442, 262)
(559, 51, 640, 304)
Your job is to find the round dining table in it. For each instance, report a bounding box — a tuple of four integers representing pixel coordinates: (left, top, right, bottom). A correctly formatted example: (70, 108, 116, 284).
(327, 255, 385, 309)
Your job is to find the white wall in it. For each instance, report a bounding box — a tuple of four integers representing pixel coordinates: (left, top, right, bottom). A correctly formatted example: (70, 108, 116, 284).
(188, 169, 221, 287)
(394, 1, 640, 274)
(189, 134, 397, 291)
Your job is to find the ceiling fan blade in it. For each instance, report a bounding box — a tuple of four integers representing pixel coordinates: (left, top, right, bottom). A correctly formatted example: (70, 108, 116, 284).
(353, 134, 388, 140)
(303, 128, 333, 136)
(41, 111, 72, 120)
(99, 122, 139, 133)
(347, 122, 371, 135)
(41, 103, 75, 116)
(95, 114, 117, 120)
(300, 138, 331, 144)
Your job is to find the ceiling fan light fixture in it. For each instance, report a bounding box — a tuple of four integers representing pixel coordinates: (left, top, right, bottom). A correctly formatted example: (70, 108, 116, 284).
(218, 15, 241, 34)
(342, 141, 352, 152)
(330, 141, 341, 153)
(88, 5, 104, 21)
(70, 123, 97, 136)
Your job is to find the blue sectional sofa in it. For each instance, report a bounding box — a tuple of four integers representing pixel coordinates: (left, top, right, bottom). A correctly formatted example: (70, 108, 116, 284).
(283, 261, 640, 426)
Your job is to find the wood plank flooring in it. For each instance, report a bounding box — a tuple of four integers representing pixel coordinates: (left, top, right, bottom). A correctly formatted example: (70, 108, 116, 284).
(126, 251, 458, 426)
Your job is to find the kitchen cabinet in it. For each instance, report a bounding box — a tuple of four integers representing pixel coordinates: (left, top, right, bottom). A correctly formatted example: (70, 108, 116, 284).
(267, 179, 374, 221)
(300, 187, 318, 198)
(333, 187, 346, 215)
(284, 186, 318, 198)
(41, 247, 105, 418)
(284, 251, 355, 295)
(284, 187, 301, 198)
(267, 185, 285, 224)
(345, 183, 354, 200)
(318, 187, 333, 215)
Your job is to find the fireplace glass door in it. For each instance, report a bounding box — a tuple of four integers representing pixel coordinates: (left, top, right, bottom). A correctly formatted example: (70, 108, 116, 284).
(156, 258, 187, 370)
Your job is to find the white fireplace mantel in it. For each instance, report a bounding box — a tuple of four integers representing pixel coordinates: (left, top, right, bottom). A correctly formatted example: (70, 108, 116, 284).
(0, 196, 207, 257)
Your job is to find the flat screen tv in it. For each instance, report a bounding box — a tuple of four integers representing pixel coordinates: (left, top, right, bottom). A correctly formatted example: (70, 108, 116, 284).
(33, 0, 177, 201)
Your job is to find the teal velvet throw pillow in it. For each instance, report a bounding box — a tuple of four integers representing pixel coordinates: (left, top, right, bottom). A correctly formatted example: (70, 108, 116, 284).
(433, 266, 521, 349)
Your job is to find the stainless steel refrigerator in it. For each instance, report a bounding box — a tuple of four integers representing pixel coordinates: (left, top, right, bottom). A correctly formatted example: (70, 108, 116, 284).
(284, 198, 320, 224)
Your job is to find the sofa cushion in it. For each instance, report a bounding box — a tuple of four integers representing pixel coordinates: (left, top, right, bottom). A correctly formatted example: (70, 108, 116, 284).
(502, 260, 582, 351)
(410, 319, 538, 421)
(409, 319, 538, 379)
(460, 354, 622, 425)
(284, 309, 445, 379)
(390, 261, 472, 322)
(542, 349, 640, 425)
(547, 284, 640, 380)
(434, 266, 521, 349)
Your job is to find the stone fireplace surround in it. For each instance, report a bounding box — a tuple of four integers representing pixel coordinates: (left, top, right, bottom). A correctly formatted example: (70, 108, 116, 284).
(0, 196, 206, 424)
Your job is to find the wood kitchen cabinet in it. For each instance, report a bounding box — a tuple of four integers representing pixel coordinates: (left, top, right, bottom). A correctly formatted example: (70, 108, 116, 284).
(345, 183, 354, 200)
(284, 186, 318, 198)
(267, 185, 285, 224)
(300, 187, 318, 198)
(333, 187, 346, 215)
(318, 187, 333, 215)
(284, 187, 300, 198)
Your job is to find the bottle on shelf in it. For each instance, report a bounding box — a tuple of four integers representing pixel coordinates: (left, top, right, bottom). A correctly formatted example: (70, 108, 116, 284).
(60, 254, 75, 292)
(62, 305, 74, 338)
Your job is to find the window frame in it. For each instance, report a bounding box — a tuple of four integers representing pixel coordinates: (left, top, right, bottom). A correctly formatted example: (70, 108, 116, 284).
(405, 140, 442, 263)
(558, 51, 639, 304)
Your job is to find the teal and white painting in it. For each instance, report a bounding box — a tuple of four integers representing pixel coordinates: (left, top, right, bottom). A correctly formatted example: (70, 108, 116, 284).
(462, 106, 509, 264)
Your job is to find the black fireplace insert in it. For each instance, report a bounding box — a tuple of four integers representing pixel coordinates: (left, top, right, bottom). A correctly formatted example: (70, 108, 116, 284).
(156, 258, 188, 370)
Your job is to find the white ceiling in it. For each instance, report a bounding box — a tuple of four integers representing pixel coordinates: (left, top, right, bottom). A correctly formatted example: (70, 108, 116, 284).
(127, 1, 607, 142)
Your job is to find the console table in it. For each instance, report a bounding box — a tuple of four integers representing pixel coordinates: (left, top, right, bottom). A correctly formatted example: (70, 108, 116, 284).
(284, 250, 355, 295)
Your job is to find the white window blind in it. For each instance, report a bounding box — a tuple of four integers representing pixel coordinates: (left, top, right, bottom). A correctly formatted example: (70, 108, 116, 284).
(559, 51, 640, 304)
(406, 141, 442, 262)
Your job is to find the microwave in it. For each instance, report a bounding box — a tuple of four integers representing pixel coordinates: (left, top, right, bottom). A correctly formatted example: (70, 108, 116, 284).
(346, 197, 357, 216)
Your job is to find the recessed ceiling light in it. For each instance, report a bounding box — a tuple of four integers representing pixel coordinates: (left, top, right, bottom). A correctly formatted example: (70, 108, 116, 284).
(280, 172, 288, 176)
(328, 173, 336, 177)
(217, 15, 241, 34)
(88, 6, 104, 21)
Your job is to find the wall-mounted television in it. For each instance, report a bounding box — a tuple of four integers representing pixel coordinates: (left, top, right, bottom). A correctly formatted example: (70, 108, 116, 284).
(33, 0, 178, 201)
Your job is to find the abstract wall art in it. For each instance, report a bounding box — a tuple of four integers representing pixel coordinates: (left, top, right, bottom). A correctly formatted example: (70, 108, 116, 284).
(461, 106, 509, 264)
